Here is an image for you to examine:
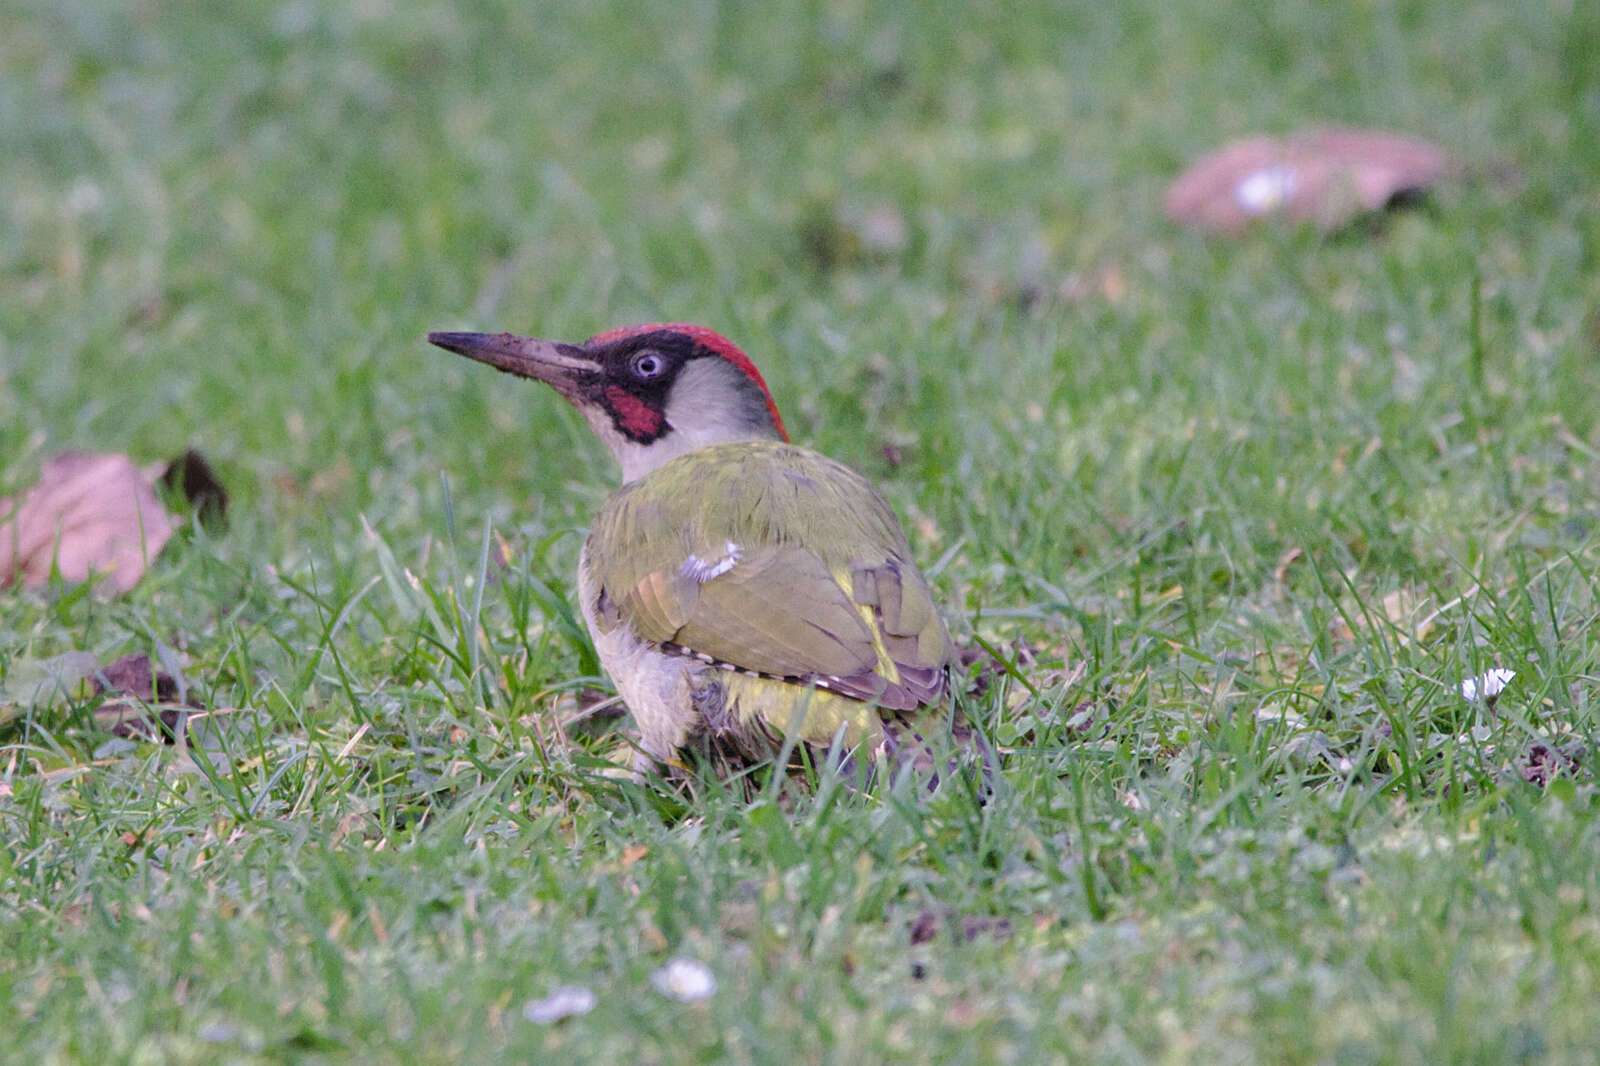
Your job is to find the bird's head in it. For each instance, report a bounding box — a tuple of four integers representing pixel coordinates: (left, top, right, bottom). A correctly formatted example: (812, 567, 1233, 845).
(428, 323, 788, 483)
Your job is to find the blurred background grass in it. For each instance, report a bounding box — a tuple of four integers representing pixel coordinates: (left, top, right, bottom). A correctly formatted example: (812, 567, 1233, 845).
(3, 0, 1599, 1061)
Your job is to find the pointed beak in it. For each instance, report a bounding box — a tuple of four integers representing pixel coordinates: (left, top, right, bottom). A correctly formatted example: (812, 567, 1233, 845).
(426, 331, 597, 392)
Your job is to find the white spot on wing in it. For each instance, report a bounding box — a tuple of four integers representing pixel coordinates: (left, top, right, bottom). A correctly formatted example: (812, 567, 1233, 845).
(680, 541, 742, 583)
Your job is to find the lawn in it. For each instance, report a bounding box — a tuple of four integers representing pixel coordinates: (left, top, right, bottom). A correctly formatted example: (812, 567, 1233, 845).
(3, 0, 1599, 1061)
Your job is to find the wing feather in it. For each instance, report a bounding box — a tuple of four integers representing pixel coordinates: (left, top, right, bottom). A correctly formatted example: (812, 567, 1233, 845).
(586, 441, 953, 708)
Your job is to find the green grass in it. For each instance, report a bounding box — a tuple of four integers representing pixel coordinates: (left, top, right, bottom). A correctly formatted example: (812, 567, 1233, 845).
(4, 0, 1600, 1061)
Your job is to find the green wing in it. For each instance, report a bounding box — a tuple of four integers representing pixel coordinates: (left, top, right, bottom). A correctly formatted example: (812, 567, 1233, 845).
(584, 440, 952, 710)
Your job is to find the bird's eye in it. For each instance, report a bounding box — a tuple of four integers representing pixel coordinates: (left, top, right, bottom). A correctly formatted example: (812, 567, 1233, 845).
(630, 352, 665, 379)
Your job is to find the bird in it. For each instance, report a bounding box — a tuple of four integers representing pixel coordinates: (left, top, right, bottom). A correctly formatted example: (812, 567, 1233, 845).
(428, 323, 959, 779)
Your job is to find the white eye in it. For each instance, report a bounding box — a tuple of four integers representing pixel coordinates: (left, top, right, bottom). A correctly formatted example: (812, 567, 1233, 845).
(631, 352, 665, 379)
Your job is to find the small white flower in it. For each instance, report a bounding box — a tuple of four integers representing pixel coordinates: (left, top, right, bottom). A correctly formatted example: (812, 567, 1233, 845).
(1234, 165, 1298, 215)
(650, 957, 717, 1002)
(522, 985, 597, 1024)
(1460, 668, 1516, 703)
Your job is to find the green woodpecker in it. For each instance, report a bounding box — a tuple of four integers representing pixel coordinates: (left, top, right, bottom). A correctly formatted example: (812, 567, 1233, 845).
(428, 323, 956, 776)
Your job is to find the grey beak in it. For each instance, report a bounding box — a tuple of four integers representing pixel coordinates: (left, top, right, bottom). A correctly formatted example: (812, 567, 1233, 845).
(427, 331, 597, 387)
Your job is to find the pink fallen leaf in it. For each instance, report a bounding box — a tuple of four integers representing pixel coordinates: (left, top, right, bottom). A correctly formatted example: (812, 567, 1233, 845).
(0, 452, 178, 593)
(1165, 127, 1450, 234)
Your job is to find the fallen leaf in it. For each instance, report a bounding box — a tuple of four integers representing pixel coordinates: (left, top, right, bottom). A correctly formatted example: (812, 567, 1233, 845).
(89, 651, 205, 742)
(1518, 742, 1582, 788)
(1165, 127, 1450, 234)
(0, 452, 178, 592)
(93, 652, 181, 702)
(907, 907, 1013, 946)
(906, 907, 1013, 981)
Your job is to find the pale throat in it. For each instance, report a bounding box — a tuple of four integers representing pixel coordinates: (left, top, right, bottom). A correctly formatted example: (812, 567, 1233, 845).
(597, 359, 785, 484)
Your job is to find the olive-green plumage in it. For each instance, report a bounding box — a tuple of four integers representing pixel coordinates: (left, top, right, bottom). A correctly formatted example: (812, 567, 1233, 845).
(427, 322, 958, 774)
(585, 439, 954, 751)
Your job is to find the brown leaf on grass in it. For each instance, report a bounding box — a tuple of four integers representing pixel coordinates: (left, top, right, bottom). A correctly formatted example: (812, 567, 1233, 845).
(959, 638, 1042, 698)
(1518, 742, 1583, 788)
(93, 652, 187, 704)
(1165, 127, 1450, 234)
(907, 907, 1013, 980)
(0, 452, 178, 593)
(90, 651, 204, 742)
(908, 908, 1013, 946)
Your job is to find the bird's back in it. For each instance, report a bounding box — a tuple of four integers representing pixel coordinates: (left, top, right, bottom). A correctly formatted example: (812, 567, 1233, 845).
(582, 440, 955, 748)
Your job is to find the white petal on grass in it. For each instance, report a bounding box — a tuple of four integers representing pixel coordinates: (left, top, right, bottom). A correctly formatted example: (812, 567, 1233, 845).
(1460, 668, 1516, 703)
(650, 957, 717, 1002)
(523, 985, 597, 1024)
